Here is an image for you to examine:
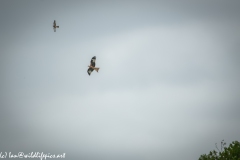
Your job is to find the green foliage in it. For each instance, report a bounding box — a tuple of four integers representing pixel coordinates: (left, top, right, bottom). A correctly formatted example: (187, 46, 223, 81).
(199, 140, 240, 160)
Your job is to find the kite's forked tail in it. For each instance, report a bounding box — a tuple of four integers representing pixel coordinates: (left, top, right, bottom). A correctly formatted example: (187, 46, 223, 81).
(94, 68, 99, 72)
(88, 66, 100, 72)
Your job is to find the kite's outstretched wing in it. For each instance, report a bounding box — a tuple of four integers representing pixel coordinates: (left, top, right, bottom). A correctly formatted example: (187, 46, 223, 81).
(87, 56, 97, 76)
(90, 56, 96, 67)
(87, 67, 94, 76)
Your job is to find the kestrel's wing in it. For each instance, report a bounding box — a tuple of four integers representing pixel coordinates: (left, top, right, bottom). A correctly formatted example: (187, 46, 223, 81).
(90, 56, 96, 67)
(87, 67, 94, 76)
(53, 20, 56, 27)
(54, 28, 56, 32)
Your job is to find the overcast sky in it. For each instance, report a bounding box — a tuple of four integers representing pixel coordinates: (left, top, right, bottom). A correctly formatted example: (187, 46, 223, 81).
(0, 0, 240, 160)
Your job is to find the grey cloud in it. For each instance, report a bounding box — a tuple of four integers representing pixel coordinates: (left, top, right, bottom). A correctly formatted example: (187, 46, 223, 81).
(1, 1, 240, 160)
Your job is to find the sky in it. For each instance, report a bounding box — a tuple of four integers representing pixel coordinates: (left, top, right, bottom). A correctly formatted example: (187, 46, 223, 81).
(0, 0, 240, 160)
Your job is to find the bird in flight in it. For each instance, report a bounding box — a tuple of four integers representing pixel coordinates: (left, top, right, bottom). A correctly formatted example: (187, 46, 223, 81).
(53, 20, 59, 32)
(87, 56, 100, 76)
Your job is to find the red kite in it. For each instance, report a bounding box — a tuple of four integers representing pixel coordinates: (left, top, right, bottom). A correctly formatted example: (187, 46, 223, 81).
(87, 56, 100, 76)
